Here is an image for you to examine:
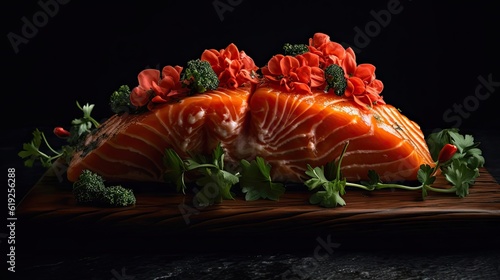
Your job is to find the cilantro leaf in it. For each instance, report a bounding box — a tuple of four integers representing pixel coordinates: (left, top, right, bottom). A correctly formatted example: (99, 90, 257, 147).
(304, 165, 330, 191)
(164, 143, 240, 206)
(309, 188, 346, 208)
(425, 128, 484, 198)
(417, 164, 436, 186)
(304, 141, 349, 208)
(194, 168, 238, 207)
(18, 129, 64, 168)
(443, 159, 478, 198)
(417, 164, 436, 199)
(240, 157, 285, 201)
(163, 148, 188, 193)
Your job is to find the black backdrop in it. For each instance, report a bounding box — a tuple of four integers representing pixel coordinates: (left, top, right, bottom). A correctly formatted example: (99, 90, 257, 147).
(3, 0, 500, 133)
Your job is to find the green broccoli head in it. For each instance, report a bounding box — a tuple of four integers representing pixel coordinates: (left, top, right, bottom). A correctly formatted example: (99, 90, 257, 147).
(72, 169, 136, 207)
(181, 59, 219, 94)
(283, 43, 309, 56)
(99, 186, 136, 207)
(110, 85, 134, 114)
(73, 169, 106, 204)
(324, 64, 347, 96)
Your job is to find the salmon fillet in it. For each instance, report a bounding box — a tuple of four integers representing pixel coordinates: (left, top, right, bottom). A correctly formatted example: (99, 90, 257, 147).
(66, 83, 434, 183)
(244, 84, 434, 182)
(66, 86, 251, 182)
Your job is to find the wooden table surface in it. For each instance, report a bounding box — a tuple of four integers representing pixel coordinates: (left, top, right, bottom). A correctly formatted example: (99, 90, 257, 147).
(16, 166, 500, 252)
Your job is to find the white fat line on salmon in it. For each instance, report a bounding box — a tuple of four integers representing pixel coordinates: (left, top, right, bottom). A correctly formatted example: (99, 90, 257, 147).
(105, 141, 164, 174)
(342, 151, 417, 178)
(137, 122, 171, 147)
(269, 114, 318, 148)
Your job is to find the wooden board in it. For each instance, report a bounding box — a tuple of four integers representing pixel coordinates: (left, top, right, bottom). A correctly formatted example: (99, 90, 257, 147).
(16, 168, 500, 251)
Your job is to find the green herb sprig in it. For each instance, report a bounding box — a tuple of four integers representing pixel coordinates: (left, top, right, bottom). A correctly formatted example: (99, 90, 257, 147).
(19, 101, 100, 168)
(164, 144, 286, 205)
(164, 143, 240, 206)
(304, 129, 485, 207)
(240, 156, 285, 201)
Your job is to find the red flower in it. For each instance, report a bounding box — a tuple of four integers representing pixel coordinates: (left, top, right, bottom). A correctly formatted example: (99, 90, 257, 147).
(306, 33, 385, 109)
(130, 65, 185, 109)
(261, 53, 325, 94)
(341, 48, 385, 108)
(308, 32, 346, 67)
(201, 43, 259, 89)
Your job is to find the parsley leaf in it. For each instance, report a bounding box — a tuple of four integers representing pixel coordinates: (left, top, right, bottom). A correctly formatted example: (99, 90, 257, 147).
(304, 142, 349, 207)
(18, 129, 64, 168)
(68, 102, 100, 145)
(163, 143, 240, 207)
(443, 159, 479, 198)
(426, 128, 484, 198)
(163, 148, 188, 193)
(417, 164, 436, 199)
(240, 157, 285, 201)
(448, 130, 485, 169)
(194, 168, 238, 207)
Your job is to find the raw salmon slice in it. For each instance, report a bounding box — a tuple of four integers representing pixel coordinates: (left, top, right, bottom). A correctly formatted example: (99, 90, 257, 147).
(66, 86, 251, 182)
(243, 84, 434, 182)
(66, 84, 434, 184)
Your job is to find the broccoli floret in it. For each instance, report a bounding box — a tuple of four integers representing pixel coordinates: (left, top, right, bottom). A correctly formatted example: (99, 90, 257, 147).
(109, 85, 134, 114)
(283, 43, 309, 56)
(181, 59, 219, 94)
(99, 185, 136, 207)
(324, 64, 347, 96)
(72, 169, 136, 207)
(73, 169, 106, 204)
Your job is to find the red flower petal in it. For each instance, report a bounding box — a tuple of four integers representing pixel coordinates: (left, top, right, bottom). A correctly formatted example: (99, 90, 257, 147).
(225, 43, 240, 60)
(292, 82, 312, 94)
(280, 56, 300, 76)
(151, 95, 168, 104)
(265, 55, 284, 76)
(240, 51, 259, 71)
(162, 65, 182, 82)
(130, 87, 151, 107)
(297, 52, 320, 67)
(295, 66, 311, 84)
(309, 33, 330, 48)
(355, 64, 376, 82)
(348, 77, 366, 95)
(310, 67, 325, 88)
(137, 69, 160, 90)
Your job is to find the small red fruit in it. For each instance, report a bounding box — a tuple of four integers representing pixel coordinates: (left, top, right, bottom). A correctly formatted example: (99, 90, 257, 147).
(53, 127, 71, 138)
(438, 143, 458, 163)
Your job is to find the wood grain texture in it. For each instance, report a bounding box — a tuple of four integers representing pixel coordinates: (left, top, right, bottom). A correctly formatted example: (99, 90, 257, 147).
(17, 168, 500, 249)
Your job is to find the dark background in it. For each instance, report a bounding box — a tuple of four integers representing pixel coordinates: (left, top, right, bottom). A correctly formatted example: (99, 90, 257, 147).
(3, 0, 500, 132)
(2, 1, 500, 278)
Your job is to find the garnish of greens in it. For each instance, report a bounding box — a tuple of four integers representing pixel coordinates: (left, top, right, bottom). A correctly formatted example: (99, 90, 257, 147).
(303, 128, 485, 207)
(18, 101, 100, 167)
(164, 143, 240, 207)
(109, 84, 136, 114)
(282, 43, 309, 56)
(181, 59, 220, 95)
(164, 144, 286, 206)
(304, 142, 349, 207)
(73, 169, 136, 207)
(162, 129, 484, 208)
(240, 157, 285, 201)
